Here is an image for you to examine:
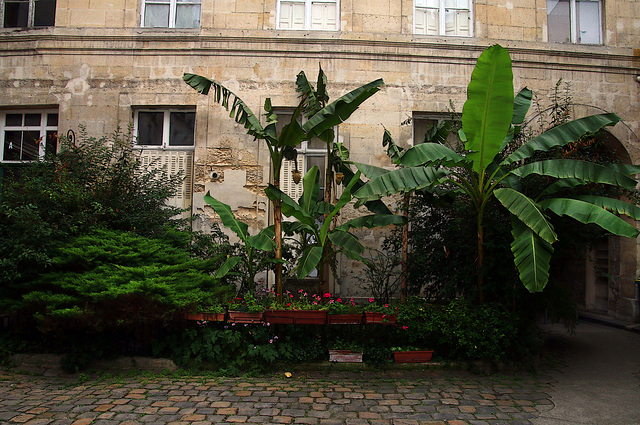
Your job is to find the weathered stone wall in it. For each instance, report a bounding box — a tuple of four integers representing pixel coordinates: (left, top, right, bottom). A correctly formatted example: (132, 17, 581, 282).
(1, 0, 639, 313)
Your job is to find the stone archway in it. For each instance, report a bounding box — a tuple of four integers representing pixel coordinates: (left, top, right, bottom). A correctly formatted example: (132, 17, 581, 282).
(579, 132, 639, 322)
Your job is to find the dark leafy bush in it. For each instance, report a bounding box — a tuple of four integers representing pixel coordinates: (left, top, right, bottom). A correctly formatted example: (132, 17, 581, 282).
(0, 126, 184, 286)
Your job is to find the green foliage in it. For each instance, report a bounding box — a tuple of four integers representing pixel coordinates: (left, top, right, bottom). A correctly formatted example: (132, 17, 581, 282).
(14, 229, 232, 320)
(397, 298, 522, 364)
(0, 126, 184, 286)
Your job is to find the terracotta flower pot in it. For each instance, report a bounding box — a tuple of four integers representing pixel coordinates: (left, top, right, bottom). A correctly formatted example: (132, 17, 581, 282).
(327, 313, 363, 325)
(364, 312, 397, 324)
(264, 310, 327, 325)
(227, 311, 264, 324)
(393, 350, 433, 363)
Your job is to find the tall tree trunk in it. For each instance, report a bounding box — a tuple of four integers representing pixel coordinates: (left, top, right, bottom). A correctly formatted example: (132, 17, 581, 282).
(320, 164, 333, 295)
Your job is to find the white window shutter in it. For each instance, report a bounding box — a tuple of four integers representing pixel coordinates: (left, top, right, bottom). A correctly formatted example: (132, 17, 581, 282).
(311, 3, 336, 30)
(138, 150, 193, 217)
(415, 7, 439, 35)
(280, 156, 305, 202)
(280, 2, 306, 29)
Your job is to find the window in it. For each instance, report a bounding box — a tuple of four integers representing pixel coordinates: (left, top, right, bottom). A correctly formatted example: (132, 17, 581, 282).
(274, 109, 332, 200)
(414, 0, 471, 37)
(1, 110, 58, 162)
(412, 112, 460, 146)
(547, 0, 602, 44)
(277, 0, 339, 31)
(141, 0, 201, 28)
(134, 110, 195, 149)
(1, 0, 56, 28)
(134, 109, 195, 217)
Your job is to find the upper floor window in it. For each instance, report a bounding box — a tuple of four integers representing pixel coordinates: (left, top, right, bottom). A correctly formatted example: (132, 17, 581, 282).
(134, 110, 195, 149)
(547, 0, 602, 44)
(141, 0, 201, 28)
(277, 0, 339, 31)
(1, 110, 58, 162)
(414, 0, 472, 37)
(1, 0, 56, 28)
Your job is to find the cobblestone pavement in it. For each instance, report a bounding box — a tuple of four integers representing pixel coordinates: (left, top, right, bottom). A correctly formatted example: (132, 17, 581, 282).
(0, 369, 554, 425)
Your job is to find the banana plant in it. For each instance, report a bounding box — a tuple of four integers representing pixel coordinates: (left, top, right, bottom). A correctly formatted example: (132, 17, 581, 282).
(355, 44, 640, 302)
(184, 70, 383, 298)
(203, 192, 277, 295)
(265, 166, 405, 280)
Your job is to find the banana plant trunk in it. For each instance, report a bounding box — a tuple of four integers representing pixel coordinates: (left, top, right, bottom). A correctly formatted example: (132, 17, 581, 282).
(401, 193, 409, 302)
(274, 198, 283, 303)
(320, 166, 333, 294)
(477, 213, 485, 305)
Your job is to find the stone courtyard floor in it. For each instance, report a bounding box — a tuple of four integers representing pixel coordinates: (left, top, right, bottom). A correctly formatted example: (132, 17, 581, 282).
(0, 368, 554, 425)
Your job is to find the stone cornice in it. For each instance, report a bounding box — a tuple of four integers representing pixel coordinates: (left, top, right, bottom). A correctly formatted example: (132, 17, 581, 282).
(1, 31, 638, 75)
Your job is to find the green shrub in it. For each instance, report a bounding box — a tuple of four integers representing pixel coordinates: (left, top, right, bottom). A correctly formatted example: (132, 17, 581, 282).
(0, 126, 184, 286)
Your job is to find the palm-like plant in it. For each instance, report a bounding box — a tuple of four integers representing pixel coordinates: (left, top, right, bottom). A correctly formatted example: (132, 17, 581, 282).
(184, 69, 383, 298)
(355, 44, 640, 302)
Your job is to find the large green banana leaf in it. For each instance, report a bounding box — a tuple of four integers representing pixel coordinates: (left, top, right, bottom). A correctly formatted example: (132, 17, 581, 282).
(246, 233, 276, 251)
(538, 198, 639, 238)
(203, 192, 249, 242)
(297, 246, 323, 280)
(512, 87, 533, 128)
(354, 167, 449, 204)
(573, 195, 640, 220)
(537, 178, 587, 198)
(302, 79, 384, 137)
(510, 217, 554, 292)
(354, 163, 390, 179)
(494, 188, 557, 244)
(382, 128, 404, 164)
(337, 164, 392, 214)
(400, 143, 467, 168)
(511, 159, 638, 189)
(215, 257, 242, 279)
(264, 184, 316, 227)
(462, 44, 514, 175)
(318, 171, 361, 244)
(183, 74, 269, 142)
(328, 230, 365, 258)
(300, 165, 321, 215)
(503, 113, 620, 165)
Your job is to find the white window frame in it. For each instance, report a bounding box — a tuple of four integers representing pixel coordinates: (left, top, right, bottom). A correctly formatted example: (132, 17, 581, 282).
(1, 110, 58, 162)
(133, 109, 196, 151)
(414, 0, 473, 37)
(1, 0, 56, 28)
(140, 0, 201, 29)
(547, 0, 602, 45)
(277, 0, 340, 31)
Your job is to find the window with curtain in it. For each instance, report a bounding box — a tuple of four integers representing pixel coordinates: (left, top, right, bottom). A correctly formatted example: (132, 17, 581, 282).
(414, 0, 472, 36)
(547, 0, 602, 44)
(141, 0, 201, 28)
(278, 0, 339, 31)
(1, 110, 58, 162)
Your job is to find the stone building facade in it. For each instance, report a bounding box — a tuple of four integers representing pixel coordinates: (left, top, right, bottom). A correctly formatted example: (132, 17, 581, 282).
(1, 0, 639, 321)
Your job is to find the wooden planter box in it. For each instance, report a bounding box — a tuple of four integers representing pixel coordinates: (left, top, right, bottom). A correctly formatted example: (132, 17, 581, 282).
(227, 311, 264, 324)
(364, 312, 397, 324)
(185, 312, 225, 321)
(264, 310, 327, 325)
(327, 313, 363, 325)
(329, 350, 363, 363)
(393, 350, 433, 363)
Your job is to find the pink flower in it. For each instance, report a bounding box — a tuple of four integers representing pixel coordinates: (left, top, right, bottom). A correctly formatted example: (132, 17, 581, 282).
(369, 298, 374, 303)
(402, 325, 408, 330)
(313, 301, 318, 305)
(323, 292, 331, 298)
